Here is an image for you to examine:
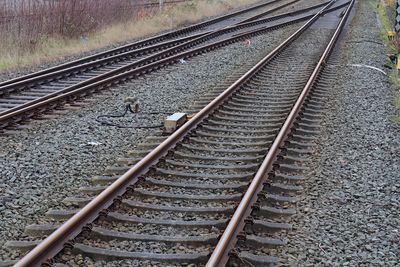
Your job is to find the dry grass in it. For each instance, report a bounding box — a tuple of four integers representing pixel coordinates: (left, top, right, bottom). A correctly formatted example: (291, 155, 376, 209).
(375, 0, 400, 120)
(0, 0, 261, 72)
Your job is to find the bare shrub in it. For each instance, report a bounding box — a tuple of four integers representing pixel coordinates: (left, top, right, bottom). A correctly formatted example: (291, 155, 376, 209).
(0, 0, 155, 53)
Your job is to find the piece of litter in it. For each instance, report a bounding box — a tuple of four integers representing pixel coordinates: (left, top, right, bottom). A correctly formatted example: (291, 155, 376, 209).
(164, 113, 187, 134)
(86, 141, 102, 146)
(179, 58, 187, 64)
(348, 64, 387, 75)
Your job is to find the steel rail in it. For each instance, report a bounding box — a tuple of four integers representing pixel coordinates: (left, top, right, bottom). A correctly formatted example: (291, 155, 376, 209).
(239, 0, 326, 23)
(230, 1, 348, 38)
(0, 31, 208, 97)
(2, 1, 352, 116)
(13, 2, 335, 266)
(0, 0, 282, 88)
(0, 1, 348, 101)
(236, 0, 348, 27)
(0, 0, 299, 97)
(0, 1, 349, 128)
(206, 0, 355, 266)
(0, 11, 323, 128)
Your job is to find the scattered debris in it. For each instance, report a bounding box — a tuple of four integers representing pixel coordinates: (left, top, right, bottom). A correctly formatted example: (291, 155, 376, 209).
(86, 142, 102, 146)
(124, 96, 140, 113)
(164, 112, 187, 133)
(348, 64, 387, 75)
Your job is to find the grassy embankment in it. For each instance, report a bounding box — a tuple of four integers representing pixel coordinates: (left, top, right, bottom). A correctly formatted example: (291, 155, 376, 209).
(375, 0, 400, 120)
(0, 0, 260, 72)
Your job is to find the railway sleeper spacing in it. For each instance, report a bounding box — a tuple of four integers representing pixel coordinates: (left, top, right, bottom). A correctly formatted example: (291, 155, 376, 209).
(2, 0, 354, 266)
(0, 0, 349, 134)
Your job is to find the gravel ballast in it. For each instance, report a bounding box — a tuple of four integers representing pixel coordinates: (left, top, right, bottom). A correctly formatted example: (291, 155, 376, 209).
(278, 0, 400, 265)
(0, 22, 303, 261)
(2, 1, 395, 265)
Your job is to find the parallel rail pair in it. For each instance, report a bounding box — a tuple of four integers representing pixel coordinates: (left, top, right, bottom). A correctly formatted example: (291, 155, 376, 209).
(0, 0, 350, 133)
(11, 0, 354, 266)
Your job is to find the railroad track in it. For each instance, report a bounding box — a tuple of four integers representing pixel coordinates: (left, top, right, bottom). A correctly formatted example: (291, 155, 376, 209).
(0, 0, 289, 89)
(0, 0, 349, 134)
(3, 0, 354, 266)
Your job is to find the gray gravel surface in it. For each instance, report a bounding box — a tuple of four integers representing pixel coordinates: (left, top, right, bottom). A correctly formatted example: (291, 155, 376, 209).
(119, 206, 228, 221)
(59, 255, 193, 267)
(0, 22, 302, 261)
(128, 195, 237, 207)
(81, 239, 210, 254)
(99, 221, 215, 236)
(278, 0, 400, 265)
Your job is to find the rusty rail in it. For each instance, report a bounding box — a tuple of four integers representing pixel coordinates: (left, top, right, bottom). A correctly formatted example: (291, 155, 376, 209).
(0, 0, 282, 88)
(0, 2, 349, 130)
(0, 10, 325, 128)
(206, 0, 355, 266)
(13, 1, 341, 266)
(1, 0, 349, 100)
(15, 1, 333, 266)
(0, 0, 303, 100)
